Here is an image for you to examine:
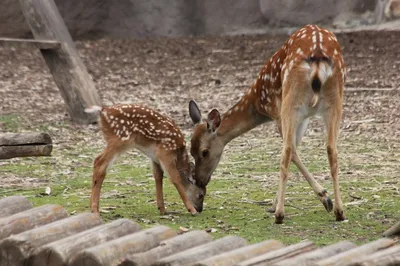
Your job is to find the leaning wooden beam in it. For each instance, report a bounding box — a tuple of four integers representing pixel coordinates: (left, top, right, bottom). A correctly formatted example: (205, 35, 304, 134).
(0, 213, 103, 266)
(316, 238, 396, 266)
(0, 204, 68, 240)
(237, 241, 316, 266)
(0, 132, 53, 159)
(275, 241, 357, 266)
(382, 221, 400, 237)
(119, 230, 214, 266)
(193, 239, 285, 266)
(153, 236, 248, 266)
(18, 0, 102, 124)
(0, 37, 60, 50)
(0, 195, 33, 218)
(30, 219, 141, 266)
(348, 245, 400, 266)
(69, 226, 177, 266)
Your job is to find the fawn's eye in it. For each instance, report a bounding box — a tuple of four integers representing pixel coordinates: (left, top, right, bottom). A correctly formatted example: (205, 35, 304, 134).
(202, 149, 209, 158)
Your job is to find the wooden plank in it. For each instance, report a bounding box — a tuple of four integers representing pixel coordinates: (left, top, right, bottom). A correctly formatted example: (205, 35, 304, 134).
(119, 231, 214, 266)
(0, 145, 52, 159)
(69, 225, 177, 266)
(0, 213, 103, 266)
(30, 219, 141, 266)
(0, 132, 52, 146)
(0, 37, 60, 50)
(18, 0, 101, 124)
(275, 241, 357, 266)
(193, 239, 285, 266)
(238, 241, 316, 266)
(153, 236, 248, 266)
(0, 196, 33, 218)
(0, 204, 68, 241)
(382, 221, 400, 237)
(316, 238, 396, 266)
(348, 245, 400, 266)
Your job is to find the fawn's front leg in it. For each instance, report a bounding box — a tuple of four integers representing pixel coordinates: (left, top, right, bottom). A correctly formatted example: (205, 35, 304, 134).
(152, 161, 166, 215)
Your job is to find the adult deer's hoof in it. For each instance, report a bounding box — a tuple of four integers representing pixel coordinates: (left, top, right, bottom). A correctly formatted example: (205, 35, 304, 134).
(274, 213, 284, 224)
(322, 197, 333, 213)
(335, 210, 347, 221)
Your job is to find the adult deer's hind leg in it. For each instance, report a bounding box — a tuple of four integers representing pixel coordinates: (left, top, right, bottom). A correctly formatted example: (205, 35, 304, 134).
(91, 146, 119, 213)
(152, 161, 166, 215)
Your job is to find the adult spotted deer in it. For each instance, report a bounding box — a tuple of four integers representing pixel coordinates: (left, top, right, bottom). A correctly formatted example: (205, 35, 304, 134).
(85, 104, 205, 215)
(189, 24, 346, 224)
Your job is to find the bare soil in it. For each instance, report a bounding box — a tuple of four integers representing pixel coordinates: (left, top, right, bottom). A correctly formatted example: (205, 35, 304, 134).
(0, 30, 399, 187)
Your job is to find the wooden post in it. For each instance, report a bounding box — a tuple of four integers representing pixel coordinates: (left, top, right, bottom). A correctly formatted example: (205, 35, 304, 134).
(0, 132, 52, 159)
(30, 219, 141, 266)
(382, 221, 400, 237)
(193, 239, 285, 266)
(316, 238, 396, 266)
(0, 213, 103, 266)
(153, 236, 248, 266)
(0, 204, 68, 241)
(348, 245, 400, 266)
(238, 241, 316, 266)
(18, 0, 102, 124)
(274, 241, 357, 266)
(119, 231, 214, 266)
(69, 225, 177, 266)
(0, 196, 33, 218)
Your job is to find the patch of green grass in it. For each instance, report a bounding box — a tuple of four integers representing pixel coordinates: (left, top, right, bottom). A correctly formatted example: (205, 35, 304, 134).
(0, 134, 398, 246)
(0, 114, 21, 132)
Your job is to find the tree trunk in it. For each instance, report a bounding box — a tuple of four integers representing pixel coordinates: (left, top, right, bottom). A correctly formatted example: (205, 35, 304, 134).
(348, 245, 400, 266)
(0, 196, 33, 218)
(238, 241, 316, 266)
(119, 230, 213, 266)
(69, 225, 177, 266)
(0, 213, 103, 266)
(18, 0, 101, 124)
(316, 238, 396, 266)
(382, 221, 400, 237)
(274, 241, 357, 266)
(194, 239, 285, 266)
(30, 218, 141, 266)
(153, 236, 248, 266)
(0, 204, 68, 241)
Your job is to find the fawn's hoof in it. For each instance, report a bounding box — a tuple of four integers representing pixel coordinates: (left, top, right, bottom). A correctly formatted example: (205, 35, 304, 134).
(158, 207, 166, 215)
(334, 210, 347, 221)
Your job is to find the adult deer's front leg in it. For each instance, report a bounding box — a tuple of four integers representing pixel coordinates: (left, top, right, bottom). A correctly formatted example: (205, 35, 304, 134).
(152, 162, 166, 215)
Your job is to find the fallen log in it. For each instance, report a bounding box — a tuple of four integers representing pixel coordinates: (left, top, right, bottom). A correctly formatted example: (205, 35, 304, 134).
(238, 241, 316, 266)
(316, 238, 396, 266)
(70, 225, 177, 266)
(0, 38, 61, 50)
(348, 244, 400, 266)
(0, 204, 68, 240)
(0, 132, 53, 159)
(153, 235, 248, 266)
(0, 196, 33, 218)
(0, 212, 103, 266)
(193, 239, 285, 266)
(382, 221, 400, 237)
(119, 230, 213, 266)
(30, 218, 140, 266)
(275, 241, 357, 266)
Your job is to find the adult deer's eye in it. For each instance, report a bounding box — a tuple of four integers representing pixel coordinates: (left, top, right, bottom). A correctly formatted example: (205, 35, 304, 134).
(202, 149, 209, 158)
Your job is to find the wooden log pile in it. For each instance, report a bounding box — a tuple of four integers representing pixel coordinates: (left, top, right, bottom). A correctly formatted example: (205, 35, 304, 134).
(0, 132, 53, 159)
(0, 195, 397, 266)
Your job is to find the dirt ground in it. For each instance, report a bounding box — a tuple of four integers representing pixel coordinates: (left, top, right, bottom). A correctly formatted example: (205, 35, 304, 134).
(0, 30, 399, 186)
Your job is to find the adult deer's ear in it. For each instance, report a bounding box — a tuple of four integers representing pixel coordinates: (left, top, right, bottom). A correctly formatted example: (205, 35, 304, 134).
(189, 100, 202, 125)
(188, 162, 196, 184)
(206, 109, 221, 132)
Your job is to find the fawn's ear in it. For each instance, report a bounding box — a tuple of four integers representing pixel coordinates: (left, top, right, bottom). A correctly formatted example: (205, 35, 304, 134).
(189, 100, 202, 125)
(206, 109, 221, 132)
